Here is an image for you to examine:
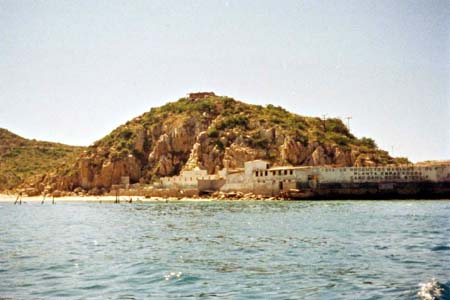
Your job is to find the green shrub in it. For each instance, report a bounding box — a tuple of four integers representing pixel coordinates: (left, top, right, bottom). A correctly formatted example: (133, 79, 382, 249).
(217, 115, 249, 130)
(294, 131, 308, 145)
(310, 129, 326, 143)
(270, 117, 282, 125)
(159, 97, 219, 114)
(207, 127, 219, 138)
(395, 157, 411, 165)
(252, 137, 269, 149)
(358, 137, 377, 149)
(214, 140, 225, 150)
(325, 118, 350, 135)
(326, 132, 351, 146)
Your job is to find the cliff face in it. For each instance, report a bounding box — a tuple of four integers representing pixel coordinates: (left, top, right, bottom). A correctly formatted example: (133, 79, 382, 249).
(24, 93, 403, 194)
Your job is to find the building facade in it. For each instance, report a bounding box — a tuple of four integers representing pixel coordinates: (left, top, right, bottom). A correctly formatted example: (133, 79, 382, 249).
(159, 161, 450, 199)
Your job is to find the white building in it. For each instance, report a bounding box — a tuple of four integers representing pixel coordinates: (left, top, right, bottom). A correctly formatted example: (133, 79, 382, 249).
(160, 168, 218, 189)
(159, 160, 450, 197)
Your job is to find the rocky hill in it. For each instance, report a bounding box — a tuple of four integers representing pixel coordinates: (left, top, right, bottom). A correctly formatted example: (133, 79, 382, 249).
(0, 128, 84, 191)
(22, 92, 408, 195)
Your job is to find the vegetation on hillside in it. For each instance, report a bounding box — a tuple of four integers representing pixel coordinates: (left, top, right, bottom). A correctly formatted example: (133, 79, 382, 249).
(88, 94, 406, 168)
(0, 129, 84, 190)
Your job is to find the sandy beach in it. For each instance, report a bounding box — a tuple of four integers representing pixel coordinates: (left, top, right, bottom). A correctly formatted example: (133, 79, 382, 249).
(0, 194, 214, 203)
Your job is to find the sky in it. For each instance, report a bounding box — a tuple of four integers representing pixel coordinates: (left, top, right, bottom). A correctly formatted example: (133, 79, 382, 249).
(0, 0, 449, 162)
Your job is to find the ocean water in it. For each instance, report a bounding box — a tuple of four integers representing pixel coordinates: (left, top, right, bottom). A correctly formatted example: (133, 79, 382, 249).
(0, 200, 449, 300)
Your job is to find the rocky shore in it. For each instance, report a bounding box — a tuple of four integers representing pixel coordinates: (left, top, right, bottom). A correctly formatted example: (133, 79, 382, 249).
(208, 191, 284, 201)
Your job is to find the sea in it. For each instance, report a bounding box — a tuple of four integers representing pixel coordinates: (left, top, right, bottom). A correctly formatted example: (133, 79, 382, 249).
(0, 199, 449, 300)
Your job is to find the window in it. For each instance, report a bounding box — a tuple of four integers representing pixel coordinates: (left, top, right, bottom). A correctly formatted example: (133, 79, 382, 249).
(290, 170, 293, 175)
(265, 171, 268, 176)
(284, 170, 287, 175)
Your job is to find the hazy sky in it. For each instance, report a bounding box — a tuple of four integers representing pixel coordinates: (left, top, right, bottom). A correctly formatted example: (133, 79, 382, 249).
(1, 0, 449, 162)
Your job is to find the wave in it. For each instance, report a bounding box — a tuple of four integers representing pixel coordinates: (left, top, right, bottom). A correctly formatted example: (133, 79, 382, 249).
(418, 278, 450, 300)
(431, 245, 450, 251)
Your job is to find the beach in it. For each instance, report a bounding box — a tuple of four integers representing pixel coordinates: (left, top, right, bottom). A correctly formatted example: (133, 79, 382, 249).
(0, 194, 214, 203)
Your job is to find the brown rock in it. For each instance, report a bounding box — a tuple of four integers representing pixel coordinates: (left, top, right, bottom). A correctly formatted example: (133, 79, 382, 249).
(223, 144, 259, 169)
(79, 158, 93, 189)
(134, 125, 146, 153)
(280, 136, 307, 165)
(51, 190, 62, 197)
(311, 145, 328, 166)
(24, 187, 40, 197)
(333, 146, 353, 166)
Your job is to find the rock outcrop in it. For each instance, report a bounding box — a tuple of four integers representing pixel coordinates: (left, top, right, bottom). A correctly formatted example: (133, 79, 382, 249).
(20, 93, 403, 194)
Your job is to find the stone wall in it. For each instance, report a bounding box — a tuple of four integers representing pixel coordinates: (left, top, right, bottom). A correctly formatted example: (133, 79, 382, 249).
(198, 179, 226, 193)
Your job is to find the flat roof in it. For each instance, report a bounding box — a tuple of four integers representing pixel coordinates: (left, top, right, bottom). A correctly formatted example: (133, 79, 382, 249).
(265, 164, 450, 171)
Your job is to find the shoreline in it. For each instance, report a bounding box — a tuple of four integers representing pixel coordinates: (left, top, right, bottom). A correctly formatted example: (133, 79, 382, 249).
(0, 190, 284, 203)
(1, 194, 449, 204)
(0, 194, 215, 203)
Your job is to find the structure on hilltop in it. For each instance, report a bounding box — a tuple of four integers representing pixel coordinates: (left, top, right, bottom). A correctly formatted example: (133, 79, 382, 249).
(187, 92, 216, 100)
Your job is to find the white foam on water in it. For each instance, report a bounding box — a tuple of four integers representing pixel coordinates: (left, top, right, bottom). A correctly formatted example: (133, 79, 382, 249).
(164, 271, 182, 281)
(418, 278, 443, 300)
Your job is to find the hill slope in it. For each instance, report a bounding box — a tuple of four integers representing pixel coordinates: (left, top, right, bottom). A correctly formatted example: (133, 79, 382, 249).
(24, 92, 407, 194)
(0, 129, 84, 191)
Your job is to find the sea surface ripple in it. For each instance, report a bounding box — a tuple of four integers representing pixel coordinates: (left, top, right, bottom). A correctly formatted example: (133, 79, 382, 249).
(0, 200, 449, 299)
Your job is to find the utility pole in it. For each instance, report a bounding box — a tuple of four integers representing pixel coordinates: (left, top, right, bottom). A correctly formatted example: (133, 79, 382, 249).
(344, 116, 352, 130)
(321, 114, 327, 130)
